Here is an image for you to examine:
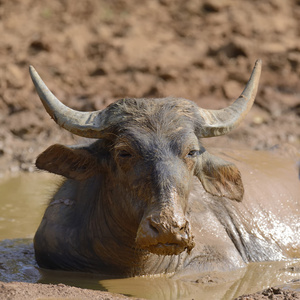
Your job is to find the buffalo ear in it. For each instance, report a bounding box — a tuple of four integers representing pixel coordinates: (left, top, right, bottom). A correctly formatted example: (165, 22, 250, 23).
(36, 144, 100, 180)
(195, 151, 244, 201)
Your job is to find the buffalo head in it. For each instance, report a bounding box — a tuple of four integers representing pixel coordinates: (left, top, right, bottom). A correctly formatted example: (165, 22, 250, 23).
(30, 60, 261, 258)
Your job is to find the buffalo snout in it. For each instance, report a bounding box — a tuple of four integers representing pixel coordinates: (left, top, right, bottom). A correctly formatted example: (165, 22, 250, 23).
(136, 210, 195, 255)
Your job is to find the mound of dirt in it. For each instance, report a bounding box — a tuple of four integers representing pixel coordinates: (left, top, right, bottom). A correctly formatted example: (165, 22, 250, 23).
(0, 0, 299, 178)
(236, 287, 300, 300)
(0, 281, 143, 300)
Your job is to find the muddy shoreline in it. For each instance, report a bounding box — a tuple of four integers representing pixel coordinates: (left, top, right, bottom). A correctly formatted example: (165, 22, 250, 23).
(0, 281, 141, 300)
(1, 281, 299, 300)
(0, 238, 300, 300)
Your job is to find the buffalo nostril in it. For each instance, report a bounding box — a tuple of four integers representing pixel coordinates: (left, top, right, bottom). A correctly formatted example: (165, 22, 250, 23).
(149, 222, 160, 235)
(178, 220, 188, 233)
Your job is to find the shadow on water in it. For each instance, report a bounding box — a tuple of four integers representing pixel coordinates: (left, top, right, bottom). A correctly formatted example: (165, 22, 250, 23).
(0, 173, 300, 299)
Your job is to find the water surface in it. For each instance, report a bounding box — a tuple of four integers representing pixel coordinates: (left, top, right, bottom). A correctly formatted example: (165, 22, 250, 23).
(0, 174, 299, 300)
(0, 173, 58, 240)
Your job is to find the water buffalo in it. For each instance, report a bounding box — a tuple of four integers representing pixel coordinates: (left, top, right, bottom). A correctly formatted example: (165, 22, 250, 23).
(29, 60, 300, 277)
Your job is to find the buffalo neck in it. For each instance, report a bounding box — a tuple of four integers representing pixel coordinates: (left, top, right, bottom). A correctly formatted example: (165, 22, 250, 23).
(73, 175, 182, 275)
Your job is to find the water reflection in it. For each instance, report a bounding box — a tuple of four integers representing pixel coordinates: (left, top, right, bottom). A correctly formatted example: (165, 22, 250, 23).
(0, 173, 59, 240)
(0, 239, 299, 300)
(0, 174, 299, 299)
(99, 261, 300, 300)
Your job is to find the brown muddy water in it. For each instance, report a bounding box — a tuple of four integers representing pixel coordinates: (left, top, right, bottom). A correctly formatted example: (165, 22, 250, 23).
(0, 173, 299, 300)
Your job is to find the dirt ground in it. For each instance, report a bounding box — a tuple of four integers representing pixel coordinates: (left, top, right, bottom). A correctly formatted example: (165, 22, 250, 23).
(0, 283, 299, 300)
(236, 287, 300, 300)
(0, 0, 299, 178)
(0, 0, 299, 299)
(0, 281, 143, 300)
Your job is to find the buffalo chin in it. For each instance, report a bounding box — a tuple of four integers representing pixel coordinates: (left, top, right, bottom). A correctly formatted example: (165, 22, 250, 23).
(141, 242, 194, 256)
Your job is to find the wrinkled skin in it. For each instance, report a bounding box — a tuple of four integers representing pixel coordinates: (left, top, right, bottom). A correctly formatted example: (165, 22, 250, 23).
(33, 97, 300, 277)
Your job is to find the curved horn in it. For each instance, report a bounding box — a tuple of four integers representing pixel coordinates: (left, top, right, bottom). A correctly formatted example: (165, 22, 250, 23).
(29, 66, 110, 138)
(197, 59, 262, 137)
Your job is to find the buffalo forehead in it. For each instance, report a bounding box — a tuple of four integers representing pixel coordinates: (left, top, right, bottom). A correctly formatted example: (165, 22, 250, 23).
(110, 97, 198, 128)
(115, 124, 199, 157)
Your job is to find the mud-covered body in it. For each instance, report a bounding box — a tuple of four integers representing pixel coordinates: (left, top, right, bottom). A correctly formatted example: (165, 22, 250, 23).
(29, 60, 300, 276)
(34, 141, 300, 276)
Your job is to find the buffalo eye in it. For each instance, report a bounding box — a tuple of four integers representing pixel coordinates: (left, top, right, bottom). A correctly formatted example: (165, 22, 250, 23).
(118, 150, 132, 158)
(187, 150, 199, 158)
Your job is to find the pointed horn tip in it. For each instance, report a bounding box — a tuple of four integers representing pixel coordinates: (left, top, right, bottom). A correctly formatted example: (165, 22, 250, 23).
(254, 59, 262, 70)
(29, 65, 35, 73)
(28, 65, 39, 80)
